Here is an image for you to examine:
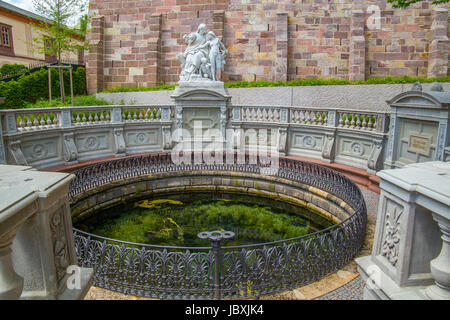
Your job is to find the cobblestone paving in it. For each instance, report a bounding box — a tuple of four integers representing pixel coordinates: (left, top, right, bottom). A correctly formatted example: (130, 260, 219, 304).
(360, 188, 379, 219)
(314, 187, 379, 300)
(316, 276, 365, 300)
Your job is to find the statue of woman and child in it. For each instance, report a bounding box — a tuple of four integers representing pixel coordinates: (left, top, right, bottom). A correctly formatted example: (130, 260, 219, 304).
(176, 23, 228, 82)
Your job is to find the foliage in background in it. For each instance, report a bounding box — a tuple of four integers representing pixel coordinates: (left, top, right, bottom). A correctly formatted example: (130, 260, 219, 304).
(102, 84, 177, 93)
(24, 95, 112, 108)
(0, 67, 87, 109)
(31, 0, 89, 103)
(100, 75, 450, 93)
(0, 64, 28, 75)
(31, 0, 88, 61)
(387, 0, 448, 8)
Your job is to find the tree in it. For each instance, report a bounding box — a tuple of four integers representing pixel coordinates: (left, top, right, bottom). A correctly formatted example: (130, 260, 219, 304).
(31, 0, 89, 104)
(388, 0, 449, 8)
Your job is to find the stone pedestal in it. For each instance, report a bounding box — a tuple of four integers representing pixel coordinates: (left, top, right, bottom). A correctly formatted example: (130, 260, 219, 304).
(171, 81, 231, 154)
(356, 161, 450, 300)
(0, 165, 93, 300)
(385, 85, 450, 169)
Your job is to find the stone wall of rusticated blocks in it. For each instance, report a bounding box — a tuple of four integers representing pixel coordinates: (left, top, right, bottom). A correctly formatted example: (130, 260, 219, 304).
(86, 0, 450, 93)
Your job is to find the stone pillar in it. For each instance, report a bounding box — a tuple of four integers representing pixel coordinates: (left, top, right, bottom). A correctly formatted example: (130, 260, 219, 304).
(212, 10, 225, 41)
(428, 8, 449, 79)
(0, 227, 25, 299)
(275, 12, 288, 82)
(349, 10, 366, 81)
(356, 162, 450, 300)
(86, 16, 105, 94)
(0, 165, 94, 300)
(426, 213, 450, 300)
(0, 166, 38, 300)
(147, 14, 163, 86)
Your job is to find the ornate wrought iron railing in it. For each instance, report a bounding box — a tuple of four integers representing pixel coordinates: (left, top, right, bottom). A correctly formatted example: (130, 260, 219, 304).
(70, 153, 367, 299)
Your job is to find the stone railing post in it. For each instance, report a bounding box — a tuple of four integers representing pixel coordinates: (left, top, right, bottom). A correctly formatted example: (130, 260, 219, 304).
(111, 107, 122, 123)
(0, 227, 26, 299)
(356, 161, 450, 300)
(0, 166, 38, 299)
(60, 109, 72, 128)
(426, 213, 450, 300)
(0, 165, 93, 300)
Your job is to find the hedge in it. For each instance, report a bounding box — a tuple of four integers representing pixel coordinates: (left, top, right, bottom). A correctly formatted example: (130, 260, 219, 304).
(100, 75, 450, 93)
(0, 67, 87, 109)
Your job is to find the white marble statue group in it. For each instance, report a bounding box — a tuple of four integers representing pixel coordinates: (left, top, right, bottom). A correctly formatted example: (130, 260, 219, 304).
(176, 23, 228, 82)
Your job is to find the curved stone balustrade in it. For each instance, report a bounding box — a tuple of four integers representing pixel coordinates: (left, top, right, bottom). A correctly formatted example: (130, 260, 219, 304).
(0, 104, 390, 174)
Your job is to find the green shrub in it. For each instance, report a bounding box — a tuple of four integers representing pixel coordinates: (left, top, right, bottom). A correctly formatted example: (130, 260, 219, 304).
(0, 63, 28, 76)
(99, 75, 450, 93)
(102, 83, 176, 93)
(24, 95, 112, 108)
(0, 67, 87, 109)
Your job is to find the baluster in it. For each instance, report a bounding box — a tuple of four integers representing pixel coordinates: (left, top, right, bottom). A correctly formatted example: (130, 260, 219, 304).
(305, 111, 311, 124)
(268, 108, 273, 122)
(299, 110, 305, 124)
(81, 112, 87, 124)
(100, 111, 105, 122)
(371, 116, 377, 131)
(274, 109, 280, 122)
(339, 113, 344, 127)
(362, 114, 367, 130)
(350, 113, 356, 128)
(32, 113, 39, 128)
(262, 108, 268, 122)
(323, 112, 328, 125)
(18, 115, 24, 130)
(46, 113, 53, 127)
(367, 115, 373, 131)
(39, 113, 45, 128)
(250, 108, 256, 121)
(88, 112, 93, 123)
(94, 112, 99, 122)
(356, 113, 361, 129)
(26, 114, 32, 129)
(106, 111, 110, 122)
(128, 109, 132, 121)
(293, 110, 299, 123)
(256, 108, 262, 121)
(156, 108, 161, 120)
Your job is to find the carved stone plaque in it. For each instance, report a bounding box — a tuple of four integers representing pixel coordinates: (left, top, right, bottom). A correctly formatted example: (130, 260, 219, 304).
(408, 133, 431, 156)
(182, 108, 220, 140)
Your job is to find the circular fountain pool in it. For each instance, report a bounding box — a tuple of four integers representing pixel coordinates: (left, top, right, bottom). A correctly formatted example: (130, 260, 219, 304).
(69, 152, 366, 299)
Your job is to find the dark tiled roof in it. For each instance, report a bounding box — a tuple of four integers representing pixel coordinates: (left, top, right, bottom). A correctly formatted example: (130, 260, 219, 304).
(0, 0, 46, 22)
